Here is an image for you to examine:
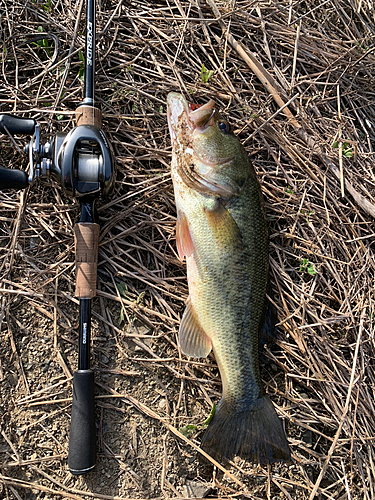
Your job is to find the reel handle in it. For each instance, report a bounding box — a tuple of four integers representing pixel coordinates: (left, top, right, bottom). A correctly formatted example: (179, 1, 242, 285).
(0, 114, 35, 135)
(0, 166, 28, 190)
(0, 114, 35, 190)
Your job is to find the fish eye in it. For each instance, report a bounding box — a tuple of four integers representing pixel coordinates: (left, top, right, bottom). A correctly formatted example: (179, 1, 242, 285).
(218, 121, 231, 133)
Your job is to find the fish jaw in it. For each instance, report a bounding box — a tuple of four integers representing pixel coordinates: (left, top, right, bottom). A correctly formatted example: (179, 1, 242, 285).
(167, 92, 216, 143)
(167, 93, 187, 144)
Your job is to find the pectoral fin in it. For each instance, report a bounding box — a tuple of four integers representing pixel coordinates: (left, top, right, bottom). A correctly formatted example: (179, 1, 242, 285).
(203, 198, 243, 250)
(179, 297, 212, 358)
(176, 211, 194, 260)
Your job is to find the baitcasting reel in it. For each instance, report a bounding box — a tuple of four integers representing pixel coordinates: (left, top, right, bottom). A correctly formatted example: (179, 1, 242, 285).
(0, 110, 115, 198)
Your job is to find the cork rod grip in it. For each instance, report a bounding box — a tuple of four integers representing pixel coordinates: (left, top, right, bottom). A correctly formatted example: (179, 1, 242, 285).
(75, 105, 102, 127)
(74, 223, 100, 298)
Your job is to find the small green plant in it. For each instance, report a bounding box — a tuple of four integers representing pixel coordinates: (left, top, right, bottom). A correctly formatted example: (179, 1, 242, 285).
(300, 209, 314, 225)
(355, 41, 369, 52)
(299, 258, 316, 276)
(232, 67, 240, 79)
(200, 63, 214, 83)
(333, 141, 354, 158)
(117, 281, 128, 298)
(33, 26, 53, 58)
(204, 403, 216, 425)
(136, 291, 145, 305)
(179, 404, 216, 438)
(179, 424, 197, 438)
(42, 0, 52, 11)
(78, 50, 85, 81)
(285, 186, 294, 195)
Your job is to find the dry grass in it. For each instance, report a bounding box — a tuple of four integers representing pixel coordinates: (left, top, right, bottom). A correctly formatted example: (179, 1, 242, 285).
(1, 0, 375, 498)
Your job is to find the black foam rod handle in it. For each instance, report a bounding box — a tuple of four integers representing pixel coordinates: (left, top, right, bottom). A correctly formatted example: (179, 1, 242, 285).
(0, 114, 35, 135)
(68, 370, 96, 474)
(0, 167, 28, 190)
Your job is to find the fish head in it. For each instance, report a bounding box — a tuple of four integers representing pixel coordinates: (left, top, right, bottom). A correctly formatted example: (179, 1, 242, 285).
(167, 92, 251, 198)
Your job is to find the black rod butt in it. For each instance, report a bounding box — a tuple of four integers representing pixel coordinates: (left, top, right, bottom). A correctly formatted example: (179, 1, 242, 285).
(68, 369, 96, 474)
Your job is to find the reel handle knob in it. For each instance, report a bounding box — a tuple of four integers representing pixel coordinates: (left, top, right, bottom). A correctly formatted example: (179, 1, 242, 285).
(0, 114, 35, 135)
(0, 166, 28, 190)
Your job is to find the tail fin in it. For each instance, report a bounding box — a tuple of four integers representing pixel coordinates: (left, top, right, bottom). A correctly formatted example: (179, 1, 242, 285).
(201, 395, 290, 465)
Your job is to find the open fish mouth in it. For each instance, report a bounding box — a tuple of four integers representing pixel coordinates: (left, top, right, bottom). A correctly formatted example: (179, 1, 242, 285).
(167, 92, 216, 142)
(167, 92, 233, 166)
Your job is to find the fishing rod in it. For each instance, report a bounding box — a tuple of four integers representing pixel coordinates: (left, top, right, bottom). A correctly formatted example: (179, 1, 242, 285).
(0, 0, 115, 475)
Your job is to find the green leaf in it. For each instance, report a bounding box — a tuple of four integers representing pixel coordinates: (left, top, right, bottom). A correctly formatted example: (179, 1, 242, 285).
(179, 424, 197, 438)
(179, 405, 217, 438)
(78, 67, 85, 82)
(299, 258, 316, 276)
(203, 403, 216, 427)
(333, 141, 353, 159)
(299, 258, 309, 273)
(307, 264, 316, 276)
(119, 307, 125, 325)
(200, 63, 214, 83)
(116, 281, 128, 298)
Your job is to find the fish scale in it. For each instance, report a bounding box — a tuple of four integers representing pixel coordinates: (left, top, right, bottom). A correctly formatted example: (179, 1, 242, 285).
(167, 92, 290, 464)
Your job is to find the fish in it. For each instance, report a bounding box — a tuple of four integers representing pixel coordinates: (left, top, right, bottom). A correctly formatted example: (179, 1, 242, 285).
(167, 92, 290, 465)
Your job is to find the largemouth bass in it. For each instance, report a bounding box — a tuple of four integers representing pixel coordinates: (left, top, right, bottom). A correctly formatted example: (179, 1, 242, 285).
(167, 92, 290, 464)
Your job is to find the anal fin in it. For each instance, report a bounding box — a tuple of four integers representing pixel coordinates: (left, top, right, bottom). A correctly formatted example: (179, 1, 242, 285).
(179, 297, 212, 358)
